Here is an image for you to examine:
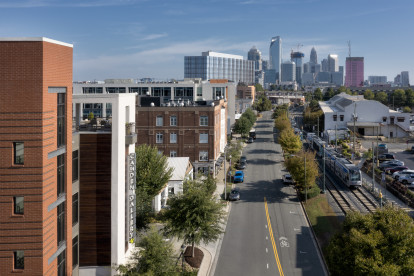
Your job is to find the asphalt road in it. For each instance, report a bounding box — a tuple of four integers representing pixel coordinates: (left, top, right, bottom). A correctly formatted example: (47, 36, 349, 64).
(214, 111, 327, 276)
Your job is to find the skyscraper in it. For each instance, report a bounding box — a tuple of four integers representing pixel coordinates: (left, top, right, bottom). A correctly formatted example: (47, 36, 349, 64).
(345, 57, 364, 87)
(290, 51, 304, 85)
(328, 54, 339, 72)
(321, 59, 328, 72)
(281, 61, 296, 82)
(310, 47, 317, 64)
(401, 71, 410, 86)
(248, 46, 262, 71)
(269, 36, 282, 81)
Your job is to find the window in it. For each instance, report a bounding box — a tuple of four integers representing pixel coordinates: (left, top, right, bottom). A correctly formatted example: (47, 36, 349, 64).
(72, 236, 79, 268)
(57, 155, 65, 196)
(383, 117, 387, 122)
(156, 133, 163, 144)
(199, 151, 208, 161)
(13, 142, 24, 165)
(72, 193, 78, 225)
(200, 116, 208, 126)
(57, 250, 66, 276)
(170, 151, 177, 157)
(199, 133, 208, 143)
(156, 116, 163, 126)
(57, 203, 65, 246)
(397, 117, 405, 122)
(14, 196, 24, 215)
(170, 133, 177, 144)
(57, 93, 65, 148)
(333, 115, 337, 121)
(197, 87, 202, 97)
(340, 115, 344, 121)
(72, 150, 79, 182)
(170, 116, 177, 126)
(14, 251, 24, 270)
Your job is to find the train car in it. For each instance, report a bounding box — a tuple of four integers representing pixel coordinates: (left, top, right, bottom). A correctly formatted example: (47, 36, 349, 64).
(312, 138, 326, 158)
(324, 148, 340, 171)
(334, 158, 362, 188)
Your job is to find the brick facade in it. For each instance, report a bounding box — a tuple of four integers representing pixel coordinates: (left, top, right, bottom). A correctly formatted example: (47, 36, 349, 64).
(0, 38, 73, 275)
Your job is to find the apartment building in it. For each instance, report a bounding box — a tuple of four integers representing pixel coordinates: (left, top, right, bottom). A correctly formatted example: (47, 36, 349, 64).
(136, 98, 227, 175)
(0, 38, 73, 275)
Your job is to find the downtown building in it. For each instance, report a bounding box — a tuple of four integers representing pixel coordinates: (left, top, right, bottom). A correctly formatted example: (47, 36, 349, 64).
(269, 36, 282, 82)
(0, 38, 136, 276)
(184, 51, 254, 84)
(345, 57, 364, 87)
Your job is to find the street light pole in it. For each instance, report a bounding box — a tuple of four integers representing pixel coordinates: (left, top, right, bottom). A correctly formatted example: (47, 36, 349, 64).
(224, 151, 227, 200)
(372, 141, 375, 192)
(304, 154, 307, 202)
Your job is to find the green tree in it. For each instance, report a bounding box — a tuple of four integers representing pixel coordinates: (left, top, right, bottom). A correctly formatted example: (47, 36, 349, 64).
(405, 88, 414, 107)
(279, 128, 301, 154)
(242, 108, 257, 125)
(254, 83, 264, 92)
(233, 116, 252, 137)
(274, 114, 290, 132)
(309, 99, 319, 111)
(323, 88, 335, 100)
(403, 106, 412, 113)
(115, 227, 176, 275)
(313, 88, 323, 101)
(326, 207, 414, 276)
(285, 150, 319, 190)
(88, 111, 94, 120)
(375, 91, 388, 105)
(272, 104, 288, 119)
(391, 89, 406, 108)
(163, 177, 224, 257)
(363, 89, 374, 100)
(253, 94, 272, 112)
(136, 145, 173, 229)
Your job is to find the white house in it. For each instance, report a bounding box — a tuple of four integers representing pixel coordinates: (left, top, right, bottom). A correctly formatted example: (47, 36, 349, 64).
(319, 92, 411, 141)
(153, 157, 194, 212)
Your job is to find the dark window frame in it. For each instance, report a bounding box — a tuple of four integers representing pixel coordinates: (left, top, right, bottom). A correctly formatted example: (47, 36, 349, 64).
(72, 150, 79, 182)
(13, 142, 24, 165)
(57, 93, 66, 148)
(14, 251, 24, 270)
(57, 203, 65, 246)
(72, 193, 78, 225)
(13, 196, 24, 215)
(57, 250, 66, 276)
(72, 236, 79, 268)
(57, 155, 65, 196)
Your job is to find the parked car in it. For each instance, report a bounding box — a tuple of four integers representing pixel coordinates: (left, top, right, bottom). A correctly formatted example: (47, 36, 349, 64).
(229, 188, 241, 201)
(408, 182, 414, 190)
(392, 169, 414, 179)
(233, 171, 244, 183)
(237, 160, 247, 170)
(377, 143, 389, 154)
(376, 153, 395, 163)
(247, 137, 254, 143)
(379, 160, 404, 170)
(397, 173, 414, 184)
(385, 166, 408, 175)
(282, 174, 294, 185)
(411, 145, 414, 153)
(240, 156, 247, 163)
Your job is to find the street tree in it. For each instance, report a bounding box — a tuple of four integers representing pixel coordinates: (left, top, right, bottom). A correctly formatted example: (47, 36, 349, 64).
(403, 106, 412, 113)
(163, 177, 225, 257)
(115, 227, 176, 275)
(375, 91, 388, 105)
(242, 108, 257, 125)
(363, 89, 374, 100)
(254, 95, 272, 112)
(272, 104, 288, 119)
(233, 116, 252, 137)
(135, 144, 173, 229)
(279, 128, 302, 154)
(405, 88, 414, 107)
(323, 88, 335, 100)
(326, 207, 414, 276)
(274, 114, 290, 132)
(392, 89, 406, 107)
(285, 150, 319, 190)
(313, 88, 323, 101)
(254, 83, 264, 92)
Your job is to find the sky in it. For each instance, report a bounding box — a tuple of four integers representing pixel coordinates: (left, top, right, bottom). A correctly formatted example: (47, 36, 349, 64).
(1, 0, 413, 82)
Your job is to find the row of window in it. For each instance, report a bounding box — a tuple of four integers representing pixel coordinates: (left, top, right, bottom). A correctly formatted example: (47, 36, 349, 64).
(160, 150, 209, 161)
(155, 133, 208, 144)
(156, 115, 208, 127)
(333, 115, 406, 123)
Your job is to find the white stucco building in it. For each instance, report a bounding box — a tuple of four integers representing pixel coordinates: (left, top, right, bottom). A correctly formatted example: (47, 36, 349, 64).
(319, 92, 411, 141)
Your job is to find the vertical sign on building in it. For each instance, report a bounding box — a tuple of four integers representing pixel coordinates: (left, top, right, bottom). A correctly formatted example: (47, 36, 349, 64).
(127, 153, 136, 243)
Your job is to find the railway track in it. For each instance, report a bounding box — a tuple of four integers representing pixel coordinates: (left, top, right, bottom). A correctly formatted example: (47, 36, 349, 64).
(323, 177, 355, 214)
(351, 188, 379, 213)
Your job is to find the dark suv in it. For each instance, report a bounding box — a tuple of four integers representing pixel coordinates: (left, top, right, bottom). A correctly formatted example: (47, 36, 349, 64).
(376, 153, 395, 163)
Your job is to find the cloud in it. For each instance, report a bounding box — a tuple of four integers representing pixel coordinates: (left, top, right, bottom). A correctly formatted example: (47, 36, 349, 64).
(141, 33, 168, 41)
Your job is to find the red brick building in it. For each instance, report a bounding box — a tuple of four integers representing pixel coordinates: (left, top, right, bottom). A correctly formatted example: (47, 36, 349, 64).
(0, 38, 74, 275)
(136, 98, 227, 174)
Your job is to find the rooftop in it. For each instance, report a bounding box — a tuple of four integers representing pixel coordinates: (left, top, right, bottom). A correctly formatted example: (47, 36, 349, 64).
(0, 37, 73, 48)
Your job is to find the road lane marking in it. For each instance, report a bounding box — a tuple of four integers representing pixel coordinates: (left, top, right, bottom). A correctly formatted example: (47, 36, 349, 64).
(266, 248, 268, 253)
(266, 236, 268, 240)
(267, 263, 269, 269)
(264, 197, 285, 276)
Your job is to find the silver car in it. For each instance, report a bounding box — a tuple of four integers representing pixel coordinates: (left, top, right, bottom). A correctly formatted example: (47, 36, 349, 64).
(379, 160, 404, 169)
(397, 173, 414, 184)
(392, 169, 414, 179)
(229, 189, 240, 201)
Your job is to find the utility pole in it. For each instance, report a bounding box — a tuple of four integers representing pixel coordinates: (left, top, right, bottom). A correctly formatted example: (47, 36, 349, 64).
(353, 103, 358, 159)
(323, 145, 326, 194)
(224, 151, 227, 200)
(335, 124, 337, 151)
(372, 141, 375, 192)
(317, 116, 319, 138)
(304, 154, 307, 203)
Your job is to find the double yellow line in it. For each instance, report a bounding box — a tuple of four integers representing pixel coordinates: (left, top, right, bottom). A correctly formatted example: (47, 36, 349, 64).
(264, 197, 284, 276)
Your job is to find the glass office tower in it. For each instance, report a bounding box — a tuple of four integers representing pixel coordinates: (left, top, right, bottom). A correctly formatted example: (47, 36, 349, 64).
(269, 36, 282, 82)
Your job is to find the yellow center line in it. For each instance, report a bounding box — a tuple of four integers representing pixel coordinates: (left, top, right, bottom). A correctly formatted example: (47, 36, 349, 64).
(264, 197, 284, 276)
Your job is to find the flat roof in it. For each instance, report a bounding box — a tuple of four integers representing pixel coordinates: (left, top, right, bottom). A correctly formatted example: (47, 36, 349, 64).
(0, 37, 73, 48)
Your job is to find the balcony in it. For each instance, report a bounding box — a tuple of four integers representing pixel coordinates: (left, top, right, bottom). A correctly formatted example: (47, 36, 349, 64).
(125, 122, 137, 145)
(72, 117, 112, 133)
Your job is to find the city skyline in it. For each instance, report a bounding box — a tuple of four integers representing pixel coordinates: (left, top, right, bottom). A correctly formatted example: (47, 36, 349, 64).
(1, 0, 413, 81)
